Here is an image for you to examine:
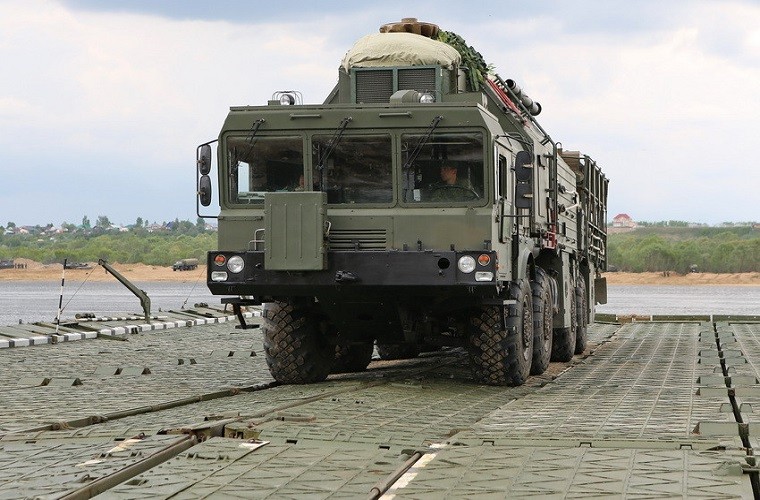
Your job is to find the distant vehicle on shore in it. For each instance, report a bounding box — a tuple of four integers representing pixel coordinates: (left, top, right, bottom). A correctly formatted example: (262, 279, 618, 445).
(173, 258, 199, 271)
(0, 259, 14, 269)
(64, 261, 93, 270)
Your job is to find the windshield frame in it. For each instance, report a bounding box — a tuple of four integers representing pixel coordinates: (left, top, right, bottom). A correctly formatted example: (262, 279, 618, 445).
(220, 127, 490, 209)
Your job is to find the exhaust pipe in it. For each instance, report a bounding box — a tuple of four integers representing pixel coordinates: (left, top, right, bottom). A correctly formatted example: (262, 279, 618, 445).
(506, 79, 541, 116)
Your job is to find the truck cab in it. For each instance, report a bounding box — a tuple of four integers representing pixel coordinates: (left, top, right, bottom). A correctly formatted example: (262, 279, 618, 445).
(197, 19, 608, 386)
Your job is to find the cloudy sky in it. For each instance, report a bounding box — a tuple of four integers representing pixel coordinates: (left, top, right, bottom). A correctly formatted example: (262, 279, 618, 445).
(1, 0, 758, 227)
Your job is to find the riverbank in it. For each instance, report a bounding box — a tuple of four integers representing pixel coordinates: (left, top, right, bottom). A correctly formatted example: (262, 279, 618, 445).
(0, 259, 758, 285)
(0, 259, 205, 282)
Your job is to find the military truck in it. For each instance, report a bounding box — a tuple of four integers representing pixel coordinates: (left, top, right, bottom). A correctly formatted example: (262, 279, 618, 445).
(197, 18, 608, 386)
(172, 258, 199, 271)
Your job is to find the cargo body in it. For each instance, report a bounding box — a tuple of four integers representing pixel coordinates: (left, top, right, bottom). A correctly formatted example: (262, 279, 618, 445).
(197, 19, 608, 385)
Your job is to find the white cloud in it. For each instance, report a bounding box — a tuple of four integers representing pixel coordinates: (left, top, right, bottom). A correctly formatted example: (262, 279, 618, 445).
(1, 0, 758, 225)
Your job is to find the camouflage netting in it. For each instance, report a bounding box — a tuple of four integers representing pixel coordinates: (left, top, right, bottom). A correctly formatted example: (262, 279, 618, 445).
(436, 30, 490, 91)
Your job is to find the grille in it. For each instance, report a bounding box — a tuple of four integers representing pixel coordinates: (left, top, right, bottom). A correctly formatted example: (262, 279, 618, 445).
(398, 68, 436, 92)
(328, 229, 387, 251)
(355, 70, 393, 103)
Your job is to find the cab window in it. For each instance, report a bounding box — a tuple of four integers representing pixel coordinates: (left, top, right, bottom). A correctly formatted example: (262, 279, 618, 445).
(311, 134, 392, 204)
(226, 136, 304, 204)
(401, 132, 484, 204)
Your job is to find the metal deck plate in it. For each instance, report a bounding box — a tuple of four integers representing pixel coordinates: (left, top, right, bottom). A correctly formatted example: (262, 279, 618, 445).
(0, 316, 757, 498)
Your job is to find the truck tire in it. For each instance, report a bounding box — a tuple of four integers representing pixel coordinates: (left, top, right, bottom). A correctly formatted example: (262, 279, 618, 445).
(575, 276, 588, 354)
(332, 342, 374, 373)
(376, 343, 420, 360)
(467, 278, 533, 386)
(262, 301, 333, 384)
(530, 268, 553, 375)
(551, 280, 577, 362)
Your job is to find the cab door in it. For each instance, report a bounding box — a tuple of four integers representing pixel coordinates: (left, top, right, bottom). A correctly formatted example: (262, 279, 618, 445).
(493, 141, 513, 281)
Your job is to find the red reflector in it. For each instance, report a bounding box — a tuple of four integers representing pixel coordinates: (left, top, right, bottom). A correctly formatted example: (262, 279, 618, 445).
(213, 254, 226, 266)
(477, 254, 491, 266)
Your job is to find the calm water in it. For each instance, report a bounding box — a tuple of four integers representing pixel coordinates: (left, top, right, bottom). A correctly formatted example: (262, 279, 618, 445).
(0, 282, 758, 326)
(1, 281, 218, 326)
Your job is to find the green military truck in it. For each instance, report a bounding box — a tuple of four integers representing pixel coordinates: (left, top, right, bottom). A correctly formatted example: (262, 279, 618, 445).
(197, 18, 608, 386)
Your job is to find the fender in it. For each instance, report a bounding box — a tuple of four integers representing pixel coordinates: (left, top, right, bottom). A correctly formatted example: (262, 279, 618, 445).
(513, 240, 533, 282)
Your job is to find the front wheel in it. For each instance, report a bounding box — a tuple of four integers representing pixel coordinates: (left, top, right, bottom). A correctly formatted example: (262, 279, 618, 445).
(467, 278, 533, 386)
(262, 301, 334, 384)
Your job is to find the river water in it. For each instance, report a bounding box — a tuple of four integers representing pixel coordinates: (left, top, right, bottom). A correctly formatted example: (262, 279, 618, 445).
(0, 281, 758, 326)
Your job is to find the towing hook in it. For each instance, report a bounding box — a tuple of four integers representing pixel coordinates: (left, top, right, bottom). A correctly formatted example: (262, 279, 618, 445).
(334, 270, 359, 283)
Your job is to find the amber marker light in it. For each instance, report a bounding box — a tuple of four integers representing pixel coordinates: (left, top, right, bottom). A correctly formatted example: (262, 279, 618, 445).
(214, 254, 226, 266)
(477, 254, 491, 266)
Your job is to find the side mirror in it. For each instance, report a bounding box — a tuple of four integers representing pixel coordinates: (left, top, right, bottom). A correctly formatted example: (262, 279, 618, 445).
(198, 144, 212, 175)
(515, 183, 533, 208)
(199, 175, 212, 206)
(514, 150, 532, 182)
(514, 150, 533, 209)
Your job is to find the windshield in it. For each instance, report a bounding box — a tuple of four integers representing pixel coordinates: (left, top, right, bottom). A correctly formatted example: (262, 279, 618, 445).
(401, 132, 484, 203)
(312, 134, 392, 204)
(227, 136, 304, 203)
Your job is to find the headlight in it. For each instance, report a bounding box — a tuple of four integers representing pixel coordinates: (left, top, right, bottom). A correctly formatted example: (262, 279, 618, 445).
(419, 92, 435, 103)
(227, 255, 244, 273)
(475, 271, 494, 282)
(211, 271, 228, 282)
(457, 255, 476, 273)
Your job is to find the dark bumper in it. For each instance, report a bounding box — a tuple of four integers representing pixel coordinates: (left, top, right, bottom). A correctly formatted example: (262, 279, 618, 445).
(207, 250, 498, 300)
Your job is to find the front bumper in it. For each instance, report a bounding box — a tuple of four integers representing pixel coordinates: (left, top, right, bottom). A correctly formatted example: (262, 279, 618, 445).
(207, 250, 498, 301)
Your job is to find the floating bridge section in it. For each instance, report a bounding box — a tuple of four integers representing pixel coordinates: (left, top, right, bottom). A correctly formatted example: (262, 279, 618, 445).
(1, 308, 759, 498)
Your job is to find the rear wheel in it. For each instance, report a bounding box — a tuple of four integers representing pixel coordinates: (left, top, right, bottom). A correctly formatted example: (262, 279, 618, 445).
(262, 301, 333, 384)
(575, 276, 588, 354)
(530, 268, 553, 375)
(551, 280, 577, 362)
(332, 342, 374, 373)
(468, 278, 533, 386)
(376, 343, 420, 360)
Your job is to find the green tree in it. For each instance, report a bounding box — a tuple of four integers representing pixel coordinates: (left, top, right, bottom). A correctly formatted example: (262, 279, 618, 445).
(81, 216, 91, 229)
(95, 215, 111, 229)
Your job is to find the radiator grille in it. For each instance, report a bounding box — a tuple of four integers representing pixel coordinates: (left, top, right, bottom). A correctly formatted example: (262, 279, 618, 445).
(328, 229, 387, 251)
(398, 68, 436, 92)
(355, 70, 393, 103)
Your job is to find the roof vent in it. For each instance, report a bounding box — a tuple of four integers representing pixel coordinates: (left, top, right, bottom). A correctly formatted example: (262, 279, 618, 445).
(379, 18, 439, 38)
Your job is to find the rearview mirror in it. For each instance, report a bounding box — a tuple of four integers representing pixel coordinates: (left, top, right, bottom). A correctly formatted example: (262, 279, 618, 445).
(199, 175, 212, 206)
(198, 144, 212, 175)
(514, 150, 532, 182)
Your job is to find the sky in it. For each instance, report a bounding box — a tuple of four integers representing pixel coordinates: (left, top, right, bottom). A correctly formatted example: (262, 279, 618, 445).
(1, 0, 758, 227)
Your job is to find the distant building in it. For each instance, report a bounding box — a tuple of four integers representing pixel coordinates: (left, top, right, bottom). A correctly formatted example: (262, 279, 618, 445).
(612, 213, 636, 228)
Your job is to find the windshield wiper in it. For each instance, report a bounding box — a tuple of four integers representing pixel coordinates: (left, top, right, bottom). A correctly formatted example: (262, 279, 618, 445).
(316, 116, 352, 190)
(402, 115, 443, 170)
(244, 118, 266, 151)
(402, 115, 443, 201)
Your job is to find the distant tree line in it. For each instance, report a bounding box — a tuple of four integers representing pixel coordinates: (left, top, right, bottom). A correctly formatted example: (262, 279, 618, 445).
(0, 218, 215, 267)
(608, 226, 760, 273)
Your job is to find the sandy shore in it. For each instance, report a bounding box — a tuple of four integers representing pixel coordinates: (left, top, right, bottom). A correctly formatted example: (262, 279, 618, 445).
(1, 259, 757, 285)
(0, 259, 206, 282)
(603, 271, 759, 286)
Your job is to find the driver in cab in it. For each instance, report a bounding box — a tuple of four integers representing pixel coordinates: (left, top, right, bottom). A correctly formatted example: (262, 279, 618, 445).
(429, 163, 479, 202)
